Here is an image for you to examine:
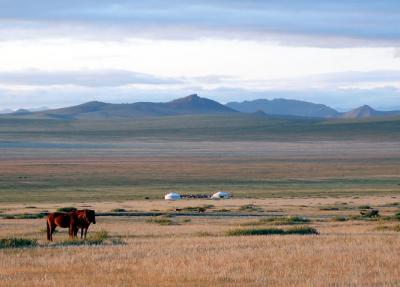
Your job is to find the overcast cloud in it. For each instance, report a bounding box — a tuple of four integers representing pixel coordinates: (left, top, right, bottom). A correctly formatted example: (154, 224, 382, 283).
(0, 1, 399, 109)
(0, 1, 399, 45)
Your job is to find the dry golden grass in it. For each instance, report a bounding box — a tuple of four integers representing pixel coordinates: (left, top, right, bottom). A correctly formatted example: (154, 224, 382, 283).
(1, 199, 400, 287)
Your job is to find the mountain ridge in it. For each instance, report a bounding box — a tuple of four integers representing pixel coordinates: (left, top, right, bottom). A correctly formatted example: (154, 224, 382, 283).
(3, 95, 400, 120)
(9, 94, 237, 119)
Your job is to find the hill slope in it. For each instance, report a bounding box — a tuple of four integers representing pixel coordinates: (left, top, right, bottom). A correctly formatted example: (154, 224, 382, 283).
(340, 105, 400, 119)
(19, 94, 237, 119)
(226, 99, 339, 118)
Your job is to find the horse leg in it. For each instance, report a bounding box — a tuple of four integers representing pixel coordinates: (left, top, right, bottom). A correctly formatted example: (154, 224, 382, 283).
(84, 228, 88, 239)
(81, 227, 84, 239)
(69, 225, 74, 239)
(50, 225, 56, 241)
(46, 220, 51, 241)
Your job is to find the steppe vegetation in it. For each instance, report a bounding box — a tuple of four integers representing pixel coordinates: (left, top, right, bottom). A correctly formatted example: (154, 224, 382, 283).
(1, 118, 400, 286)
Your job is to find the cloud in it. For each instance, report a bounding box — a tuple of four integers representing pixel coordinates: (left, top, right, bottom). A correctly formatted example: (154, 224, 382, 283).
(0, 69, 181, 87)
(0, 1, 400, 46)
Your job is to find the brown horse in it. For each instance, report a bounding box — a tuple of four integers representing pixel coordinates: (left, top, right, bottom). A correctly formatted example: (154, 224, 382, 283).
(75, 209, 96, 239)
(46, 212, 78, 241)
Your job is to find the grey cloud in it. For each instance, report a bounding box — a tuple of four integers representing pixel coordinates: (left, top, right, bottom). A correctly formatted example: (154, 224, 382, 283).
(0, 70, 181, 87)
(0, 1, 399, 46)
(305, 70, 400, 85)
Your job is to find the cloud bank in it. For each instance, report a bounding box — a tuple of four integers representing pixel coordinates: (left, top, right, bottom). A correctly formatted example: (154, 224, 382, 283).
(0, 1, 399, 46)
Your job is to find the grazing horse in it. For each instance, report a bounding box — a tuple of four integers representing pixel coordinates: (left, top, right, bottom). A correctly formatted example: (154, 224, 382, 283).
(46, 212, 78, 241)
(75, 209, 96, 239)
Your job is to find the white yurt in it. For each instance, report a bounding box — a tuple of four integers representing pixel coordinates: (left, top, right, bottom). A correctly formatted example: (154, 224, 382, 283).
(211, 191, 230, 199)
(164, 192, 181, 201)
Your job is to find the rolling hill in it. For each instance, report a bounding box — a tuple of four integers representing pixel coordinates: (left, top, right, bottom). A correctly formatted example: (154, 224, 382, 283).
(11, 94, 237, 119)
(226, 98, 339, 118)
(3, 94, 400, 120)
(340, 105, 400, 119)
(227, 99, 400, 119)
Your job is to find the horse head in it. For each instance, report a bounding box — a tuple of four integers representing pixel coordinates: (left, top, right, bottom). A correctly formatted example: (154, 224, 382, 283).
(83, 209, 96, 224)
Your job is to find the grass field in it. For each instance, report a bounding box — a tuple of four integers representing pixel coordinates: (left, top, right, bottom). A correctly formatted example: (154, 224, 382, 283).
(1, 198, 400, 287)
(1, 116, 400, 286)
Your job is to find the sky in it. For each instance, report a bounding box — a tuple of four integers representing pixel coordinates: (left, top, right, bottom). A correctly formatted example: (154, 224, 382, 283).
(0, 0, 400, 110)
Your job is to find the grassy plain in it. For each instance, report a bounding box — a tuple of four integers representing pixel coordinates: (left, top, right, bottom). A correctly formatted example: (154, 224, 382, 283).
(1, 198, 400, 286)
(1, 116, 400, 286)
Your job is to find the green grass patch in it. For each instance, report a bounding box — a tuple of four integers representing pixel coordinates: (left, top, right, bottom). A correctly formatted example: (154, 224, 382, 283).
(111, 208, 127, 212)
(146, 217, 176, 225)
(332, 216, 349, 222)
(226, 226, 319, 236)
(319, 206, 340, 211)
(241, 216, 311, 226)
(56, 230, 110, 246)
(176, 206, 209, 212)
(239, 204, 263, 212)
(374, 224, 400, 232)
(56, 207, 77, 212)
(1, 213, 46, 219)
(261, 216, 310, 225)
(0, 237, 38, 249)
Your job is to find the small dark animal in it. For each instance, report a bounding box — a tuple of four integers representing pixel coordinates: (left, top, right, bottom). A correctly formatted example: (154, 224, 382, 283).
(360, 209, 379, 217)
(75, 209, 96, 239)
(46, 212, 78, 241)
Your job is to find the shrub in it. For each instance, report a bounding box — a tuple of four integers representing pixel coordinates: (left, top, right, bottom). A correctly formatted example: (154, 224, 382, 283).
(216, 209, 231, 212)
(1, 213, 46, 219)
(111, 208, 127, 212)
(260, 216, 310, 225)
(87, 230, 109, 244)
(284, 227, 319, 235)
(358, 205, 371, 210)
(177, 206, 207, 212)
(319, 206, 340, 211)
(226, 226, 319, 236)
(332, 216, 348, 222)
(395, 211, 400, 220)
(56, 230, 110, 246)
(0, 237, 38, 249)
(383, 202, 399, 207)
(110, 238, 126, 245)
(239, 204, 263, 212)
(146, 217, 175, 225)
(16, 213, 46, 219)
(374, 225, 400, 232)
(56, 207, 77, 212)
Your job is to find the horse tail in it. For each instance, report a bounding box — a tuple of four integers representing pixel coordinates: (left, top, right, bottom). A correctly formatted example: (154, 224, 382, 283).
(46, 218, 51, 241)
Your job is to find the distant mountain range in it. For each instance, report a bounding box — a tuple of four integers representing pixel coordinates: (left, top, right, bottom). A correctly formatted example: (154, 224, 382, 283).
(2, 94, 400, 120)
(227, 99, 339, 118)
(7, 94, 236, 119)
(227, 99, 400, 119)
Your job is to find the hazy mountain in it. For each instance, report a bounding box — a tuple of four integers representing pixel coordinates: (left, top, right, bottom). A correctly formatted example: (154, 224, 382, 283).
(16, 94, 237, 119)
(0, 108, 14, 114)
(12, 109, 32, 115)
(226, 98, 339, 118)
(340, 105, 400, 119)
(4, 95, 400, 120)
